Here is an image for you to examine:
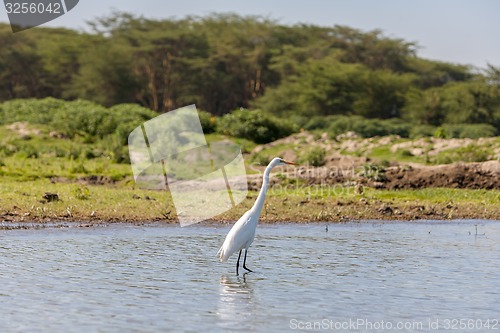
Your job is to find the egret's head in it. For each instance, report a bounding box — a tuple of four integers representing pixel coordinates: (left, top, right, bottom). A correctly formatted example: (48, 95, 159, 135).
(270, 157, 297, 167)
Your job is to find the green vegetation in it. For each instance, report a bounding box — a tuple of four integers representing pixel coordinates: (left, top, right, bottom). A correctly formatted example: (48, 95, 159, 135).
(432, 144, 491, 164)
(359, 163, 387, 182)
(325, 116, 412, 138)
(0, 178, 174, 222)
(217, 109, 296, 143)
(0, 14, 499, 224)
(1, 176, 499, 224)
(1, 14, 499, 139)
(299, 147, 326, 167)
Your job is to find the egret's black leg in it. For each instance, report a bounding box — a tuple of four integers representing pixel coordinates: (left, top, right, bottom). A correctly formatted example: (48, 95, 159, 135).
(243, 249, 253, 273)
(236, 250, 242, 275)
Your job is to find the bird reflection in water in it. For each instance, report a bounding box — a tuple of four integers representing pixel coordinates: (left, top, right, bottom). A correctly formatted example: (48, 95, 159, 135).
(217, 274, 256, 328)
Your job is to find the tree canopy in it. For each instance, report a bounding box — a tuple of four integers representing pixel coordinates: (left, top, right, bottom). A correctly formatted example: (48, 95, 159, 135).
(0, 12, 499, 134)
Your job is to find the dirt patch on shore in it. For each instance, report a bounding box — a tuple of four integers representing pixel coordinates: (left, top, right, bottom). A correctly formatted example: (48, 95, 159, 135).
(249, 160, 500, 191)
(250, 131, 500, 190)
(382, 161, 500, 190)
(49, 175, 116, 185)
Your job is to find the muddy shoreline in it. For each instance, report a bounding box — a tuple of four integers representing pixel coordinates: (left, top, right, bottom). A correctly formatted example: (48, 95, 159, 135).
(2, 193, 499, 230)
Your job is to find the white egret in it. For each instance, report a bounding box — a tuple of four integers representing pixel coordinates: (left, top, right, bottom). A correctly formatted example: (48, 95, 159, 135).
(217, 157, 297, 275)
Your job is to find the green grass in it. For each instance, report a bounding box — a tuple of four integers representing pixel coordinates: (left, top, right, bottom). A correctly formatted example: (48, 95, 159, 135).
(2, 122, 499, 224)
(340, 137, 498, 166)
(0, 155, 132, 180)
(1, 178, 499, 223)
(0, 178, 174, 222)
(204, 133, 257, 153)
(368, 145, 424, 164)
(431, 144, 494, 164)
(366, 187, 500, 205)
(267, 185, 500, 205)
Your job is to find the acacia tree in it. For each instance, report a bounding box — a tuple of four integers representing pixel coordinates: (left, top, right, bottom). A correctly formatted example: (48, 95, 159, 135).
(402, 79, 500, 128)
(0, 24, 45, 99)
(76, 13, 208, 111)
(0, 12, 494, 130)
(194, 14, 280, 115)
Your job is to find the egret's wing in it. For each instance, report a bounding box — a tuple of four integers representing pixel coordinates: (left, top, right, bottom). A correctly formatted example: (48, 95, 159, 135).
(217, 211, 253, 262)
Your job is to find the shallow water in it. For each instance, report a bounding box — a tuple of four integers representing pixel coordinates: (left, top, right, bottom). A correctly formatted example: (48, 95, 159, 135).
(1, 220, 499, 332)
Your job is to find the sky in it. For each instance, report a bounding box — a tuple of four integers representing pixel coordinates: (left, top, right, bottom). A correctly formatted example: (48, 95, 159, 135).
(1, 0, 499, 69)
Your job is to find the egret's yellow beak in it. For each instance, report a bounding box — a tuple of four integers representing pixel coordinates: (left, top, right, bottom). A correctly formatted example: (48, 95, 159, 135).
(283, 160, 297, 165)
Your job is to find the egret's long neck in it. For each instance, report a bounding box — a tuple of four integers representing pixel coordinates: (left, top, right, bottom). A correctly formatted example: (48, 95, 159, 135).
(252, 163, 274, 214)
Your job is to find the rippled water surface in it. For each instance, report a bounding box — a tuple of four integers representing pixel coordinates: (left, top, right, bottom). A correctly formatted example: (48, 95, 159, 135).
(1, 221, 499, 332)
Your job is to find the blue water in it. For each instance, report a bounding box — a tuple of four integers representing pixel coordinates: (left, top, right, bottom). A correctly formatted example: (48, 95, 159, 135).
(1, 220, 499, 332)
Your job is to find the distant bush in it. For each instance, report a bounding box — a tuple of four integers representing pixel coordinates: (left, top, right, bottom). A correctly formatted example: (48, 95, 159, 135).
(107, 103, 156, 144)
(250, 152, 272, 166)
(300, 147, 326, 167)
(442, 123, 497, 139)
(327, 116, 411, 138)
(434, 127, 448, 139)
(433, 124, 497, 139)
(197, 110, 216, 134)
(303, 116, 334, 131)
(0, 99, 157, 163)
(0, 97, 66, 125)
(217, 109, 295, 144)
(409, 125, 437, 138)
(0, 98, 156, 144)
(307, 116, 498, 139)
(380, 118, 412, 137)
(434, 144, 491, 164)
(359, 163, 387, 182)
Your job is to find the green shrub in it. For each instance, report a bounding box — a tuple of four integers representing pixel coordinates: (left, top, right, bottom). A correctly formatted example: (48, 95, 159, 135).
(458, 124, 497, 138)
(434, 124, 497, 139)
(217, 109, 295, 143)
(380, 118, 411, 137)
(434, 127, 448, 139)
(304, 116, 334, 131)
(434, 144, 491, 164)
(67, 145, 82, 160)
(251, 152, 272, 166)
(410, 125, 436, 138)
(300, 147, 326, 167)
(16, 143, 39, 159)
(108, 103, 156, 144)
(72, 185, 91, 200)
(197, 110, 216, 134)
(69, 161, 87, 174)
(400, 149, 413, 157)
(0, 98, 156, 144)
(54, 146, 67, 158)
(442, 123, 497, 139)
(0, 97, 65, 125)
(107, 134, 131, 164)
(82, 148, 101, 159)
(359, 163, 387, 181)
(328, 116, 411, 138)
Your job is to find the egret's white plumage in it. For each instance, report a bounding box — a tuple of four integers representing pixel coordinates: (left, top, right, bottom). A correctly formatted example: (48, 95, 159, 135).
(217, 157, 296, 274)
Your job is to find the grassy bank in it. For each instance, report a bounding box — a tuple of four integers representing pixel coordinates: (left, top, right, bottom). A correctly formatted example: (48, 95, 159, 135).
(1, 177, 499, 226)
(1, 100, 499, 226)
